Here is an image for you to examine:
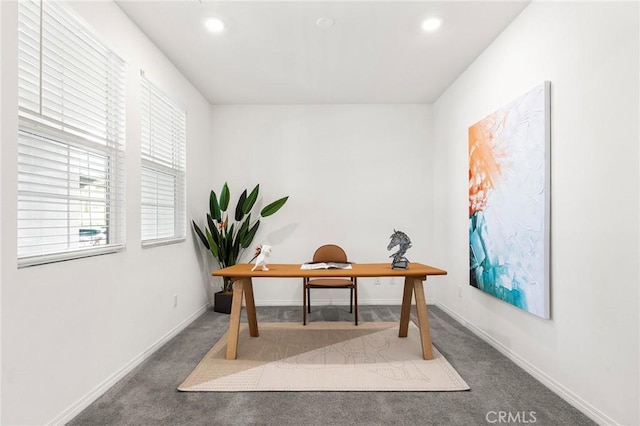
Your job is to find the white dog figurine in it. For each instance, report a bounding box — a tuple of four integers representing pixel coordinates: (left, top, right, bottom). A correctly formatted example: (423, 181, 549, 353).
(251, 244, 272, 271)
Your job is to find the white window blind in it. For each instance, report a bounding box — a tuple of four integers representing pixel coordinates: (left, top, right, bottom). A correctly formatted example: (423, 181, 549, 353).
(140, 73, 186, 246)
(17, 0, 126, 267)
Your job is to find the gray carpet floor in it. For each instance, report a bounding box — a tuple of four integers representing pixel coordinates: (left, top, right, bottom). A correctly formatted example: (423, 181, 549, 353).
(68, 305, 595, 426)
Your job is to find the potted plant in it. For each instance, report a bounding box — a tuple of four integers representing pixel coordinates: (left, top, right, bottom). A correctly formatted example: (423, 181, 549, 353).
(193, 182, 288, 313)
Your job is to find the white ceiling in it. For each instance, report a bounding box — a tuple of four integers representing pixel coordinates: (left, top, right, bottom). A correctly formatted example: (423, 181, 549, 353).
(116, 1, 530, 105)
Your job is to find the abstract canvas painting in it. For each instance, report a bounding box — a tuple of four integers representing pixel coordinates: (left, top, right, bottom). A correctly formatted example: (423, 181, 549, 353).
(468, 82, 551, 319)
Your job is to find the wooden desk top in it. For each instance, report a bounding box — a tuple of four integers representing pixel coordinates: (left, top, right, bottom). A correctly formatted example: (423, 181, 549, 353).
(212, 262, 447, 279)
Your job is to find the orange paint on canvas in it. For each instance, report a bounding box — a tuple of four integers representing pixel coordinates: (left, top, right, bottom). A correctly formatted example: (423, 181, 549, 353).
(468, 112, 505, 216)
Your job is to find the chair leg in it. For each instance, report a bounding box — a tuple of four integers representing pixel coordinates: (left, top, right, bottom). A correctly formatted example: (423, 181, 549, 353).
(307, 288, 311, 313)
(302, 279, 307, 325)
(354, 284, 358, 326)
(349, 288, 353, 313)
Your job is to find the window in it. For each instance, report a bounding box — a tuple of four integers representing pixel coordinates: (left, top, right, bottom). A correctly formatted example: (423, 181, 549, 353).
(17, 0, 126, 267)
(140, 73, 186, 246)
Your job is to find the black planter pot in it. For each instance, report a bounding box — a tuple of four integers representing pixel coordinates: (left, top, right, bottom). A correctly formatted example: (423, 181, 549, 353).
(213, 291, 233, 314)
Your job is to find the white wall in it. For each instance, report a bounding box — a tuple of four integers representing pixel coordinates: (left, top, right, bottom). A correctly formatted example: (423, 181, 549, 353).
(432, 2, 639, 425)
(0, 1, 212, 424)
(0, 2, 3, 422)
(208, 105, 437, 305)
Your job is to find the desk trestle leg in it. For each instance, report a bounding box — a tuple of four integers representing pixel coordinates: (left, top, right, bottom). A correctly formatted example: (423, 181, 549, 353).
(225, 278, 259, 360)
(399, 276, 414, 337)
(226, 279, 245, 360)
(412, 278, 434, 360)
(398, 276, 434, 360)
(243, 278, 259, 337)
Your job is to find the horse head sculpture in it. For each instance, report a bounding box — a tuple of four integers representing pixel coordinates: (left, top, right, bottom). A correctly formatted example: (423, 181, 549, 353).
(387, 229, 412, 269)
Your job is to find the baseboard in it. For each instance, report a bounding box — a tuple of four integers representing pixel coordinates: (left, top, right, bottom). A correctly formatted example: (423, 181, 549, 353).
(435, 302, 618, 426)
(49, 303, 210, 426)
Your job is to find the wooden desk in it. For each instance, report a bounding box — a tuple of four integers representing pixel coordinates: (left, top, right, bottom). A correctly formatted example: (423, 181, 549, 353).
(212, 262, 447, 360)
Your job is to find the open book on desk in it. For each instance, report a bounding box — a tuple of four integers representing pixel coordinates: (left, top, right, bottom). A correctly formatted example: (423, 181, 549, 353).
(300, 262, 353, 270)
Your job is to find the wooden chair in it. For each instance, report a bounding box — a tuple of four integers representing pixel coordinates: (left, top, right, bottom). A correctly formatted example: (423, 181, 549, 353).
(303, 244, 358, 325)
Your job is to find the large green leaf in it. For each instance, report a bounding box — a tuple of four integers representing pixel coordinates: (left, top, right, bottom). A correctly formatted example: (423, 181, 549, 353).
(238, 214, 251, 235)
(209, 191, 221, 221)
(227, 223, 235, 244)
(243, 184, 260, 214)
(235, 189, 247, 222)
(241, 220, 260, 248)
(231, 233, 241, 265)
(205, 228, 218, 258)
(261, 196, 289, 217)
(206, 214, 220, 247)
(220, 182, 230, 211)
(206, 213, 215, 232)
(218, 233, 227, 265)
(225, 231, 234, 264)
(192, 221, 210, 250)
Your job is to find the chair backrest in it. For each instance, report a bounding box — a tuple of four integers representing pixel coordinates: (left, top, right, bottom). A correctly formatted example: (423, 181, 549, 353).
(312, 244, 348, 263)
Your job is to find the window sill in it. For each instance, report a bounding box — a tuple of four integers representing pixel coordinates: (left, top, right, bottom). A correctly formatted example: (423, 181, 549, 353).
(18, 244, 125, 268)
(141, 237, 186, 249)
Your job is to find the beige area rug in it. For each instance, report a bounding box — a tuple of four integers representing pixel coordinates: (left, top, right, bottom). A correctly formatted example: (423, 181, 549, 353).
(178, 321, 469, 392)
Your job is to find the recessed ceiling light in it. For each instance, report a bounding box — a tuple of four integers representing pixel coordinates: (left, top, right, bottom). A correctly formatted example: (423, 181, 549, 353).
(316, 17, 335, 29)
(421, 16, 443, 32)
(205, 16, 225, 33)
